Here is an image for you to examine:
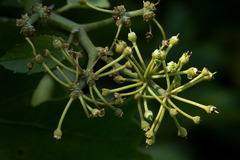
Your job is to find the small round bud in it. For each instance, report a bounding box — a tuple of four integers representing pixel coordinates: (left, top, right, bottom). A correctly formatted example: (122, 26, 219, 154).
(34, 54, 44, 64)
(53, 128, 62, 140)
(193, 116, 201, 124)
(27, 61, 34, 70)
(125, 61, 132, 69)
(152, 49, 161, 59)
(101, 88, 111, 97)
(62, 42, 69, 48)
(169, 109, 178, 117)
(52, 39, 62, 50)
(141, 120, 150, 131)
(201, 68, 214, 81)
(114, 75, 125, 84)
(114, 108, 123, 118)
(41, 49, 51, 58)
(128, 32, 137, 43)
(115, 40, 127, 54)
(178, 126, 187, 138)
(122, 46, 133, 56)
(169, 34, 179, 47)
(144, 110, 153, 121)
(179, 51, 192, 66)
(146, 32, 153, 41)
(113, 93, 124, 106)
(134, 93, 142, 100)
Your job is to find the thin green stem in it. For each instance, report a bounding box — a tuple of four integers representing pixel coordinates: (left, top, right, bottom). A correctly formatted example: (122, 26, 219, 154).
(126, 57, 144, 81)
(147, 86, 171, 111)
(56, 65, 73, 85)
(78, 95, 90, 118)
(25, 37, 36, 55)
(130, 55, 145, 74)
(110, 24, 122, 52)
(162, 60, 171, 90)
(167, 99, 194, 120)
(86, 2, 114, 14)
(82, 95, 106, 106)
(120, 83, 147, 96)
(49, 55, 77, 74)
(42, 63, 70, 88)
(171, 75, 204, 94)
(94, 53, 126, 76)
(132, 42, 147, 70)
(144, 59, 154, 79)
(89, 86, 101, 109)
(152, 18, 166, 40)
(92, 85, 116, 111)
(154, 106, 165, 134)
(109, 81, 143, 93)
(60, 48, 76, 68)
(57, 97, 74, 129)
(97, 65, 126, 78)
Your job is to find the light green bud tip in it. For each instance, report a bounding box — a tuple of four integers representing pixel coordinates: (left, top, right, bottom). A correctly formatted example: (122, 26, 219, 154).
(34, 54, 44, 64)
(205, 105, 218, 114)
(152, 49, 161, 59)
(52, 39, 62, 50)
(169, 34, 179, 47)
(122, 46, 133, 56)
(178, 126, 187, 138)
(169, 109, 178, 117)
(141, 120, 150, 131)
(146, 136, 155, 145)
(144, 110, 153, 121)
(101, 88, 111, 97)
(53, 128, 62, 140)
(193, 116, 201, 124)
(128, 32, 137, 43)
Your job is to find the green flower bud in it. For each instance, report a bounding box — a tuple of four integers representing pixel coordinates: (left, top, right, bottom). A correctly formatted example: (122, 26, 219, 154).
(178, 126, 187, 138)
(101, 88, 111, 97)
(151, 49, 161, 59)
(20, 23, 35, 36)
(52, 39, 62, 50)
(114, 108, 123, 118)
(202, 68, 214, 81)
(144, 110, 153, 121)
(166, 61, 177, 72)
(34, 54, 44, 64)
(193, 116, 201, 124)
(187, 67, 198, 79)
(16, 13, 29, 27)
(115, 40, 127, 54)
(141, 120, 150, 131)
(179, 51, 192, 66)
(122, 46, 133, 56)
(205, 105, 218, 114)
(91, 108, 103, 117)
(128, 32, 137, 43)
(113, 93, 124, 106)
(41, 49, 51, 58)
(146, 136, 155, 145)
(145, 129, 155, 139)
(114, 75, 125, 84)
(53, 128, 62, 140)
(159, 50, 167, 60)
(125, 61, 132, 69)
(134, 93, 142, 100)
(169, 34, 179, 47)
(169, 109, 178, 117)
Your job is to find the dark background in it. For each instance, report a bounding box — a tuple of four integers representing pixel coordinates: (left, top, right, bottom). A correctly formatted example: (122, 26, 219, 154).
(0, 0, 240, 159)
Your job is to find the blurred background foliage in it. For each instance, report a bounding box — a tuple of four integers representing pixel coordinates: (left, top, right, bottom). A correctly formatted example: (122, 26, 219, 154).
(0, 0, 239, 159)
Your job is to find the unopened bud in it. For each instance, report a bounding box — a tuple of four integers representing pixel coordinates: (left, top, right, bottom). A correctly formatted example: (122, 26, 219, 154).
(128, 32, 137, 43)
(141, 120, 150, 131)
(114, 108, 123, 118)
(34, 54, 44, 64)
(52, 39, 62, 50)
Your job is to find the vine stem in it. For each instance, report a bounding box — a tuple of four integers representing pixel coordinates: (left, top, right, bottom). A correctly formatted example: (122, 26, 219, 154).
(152, 18, 166, 40)
(57, 97, 74, 129)
(109, 24, 122, 52)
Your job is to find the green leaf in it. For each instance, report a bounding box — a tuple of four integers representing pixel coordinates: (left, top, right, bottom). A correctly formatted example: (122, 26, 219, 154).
(0, 73, 151, 160)
(0, 35, 65, 73)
